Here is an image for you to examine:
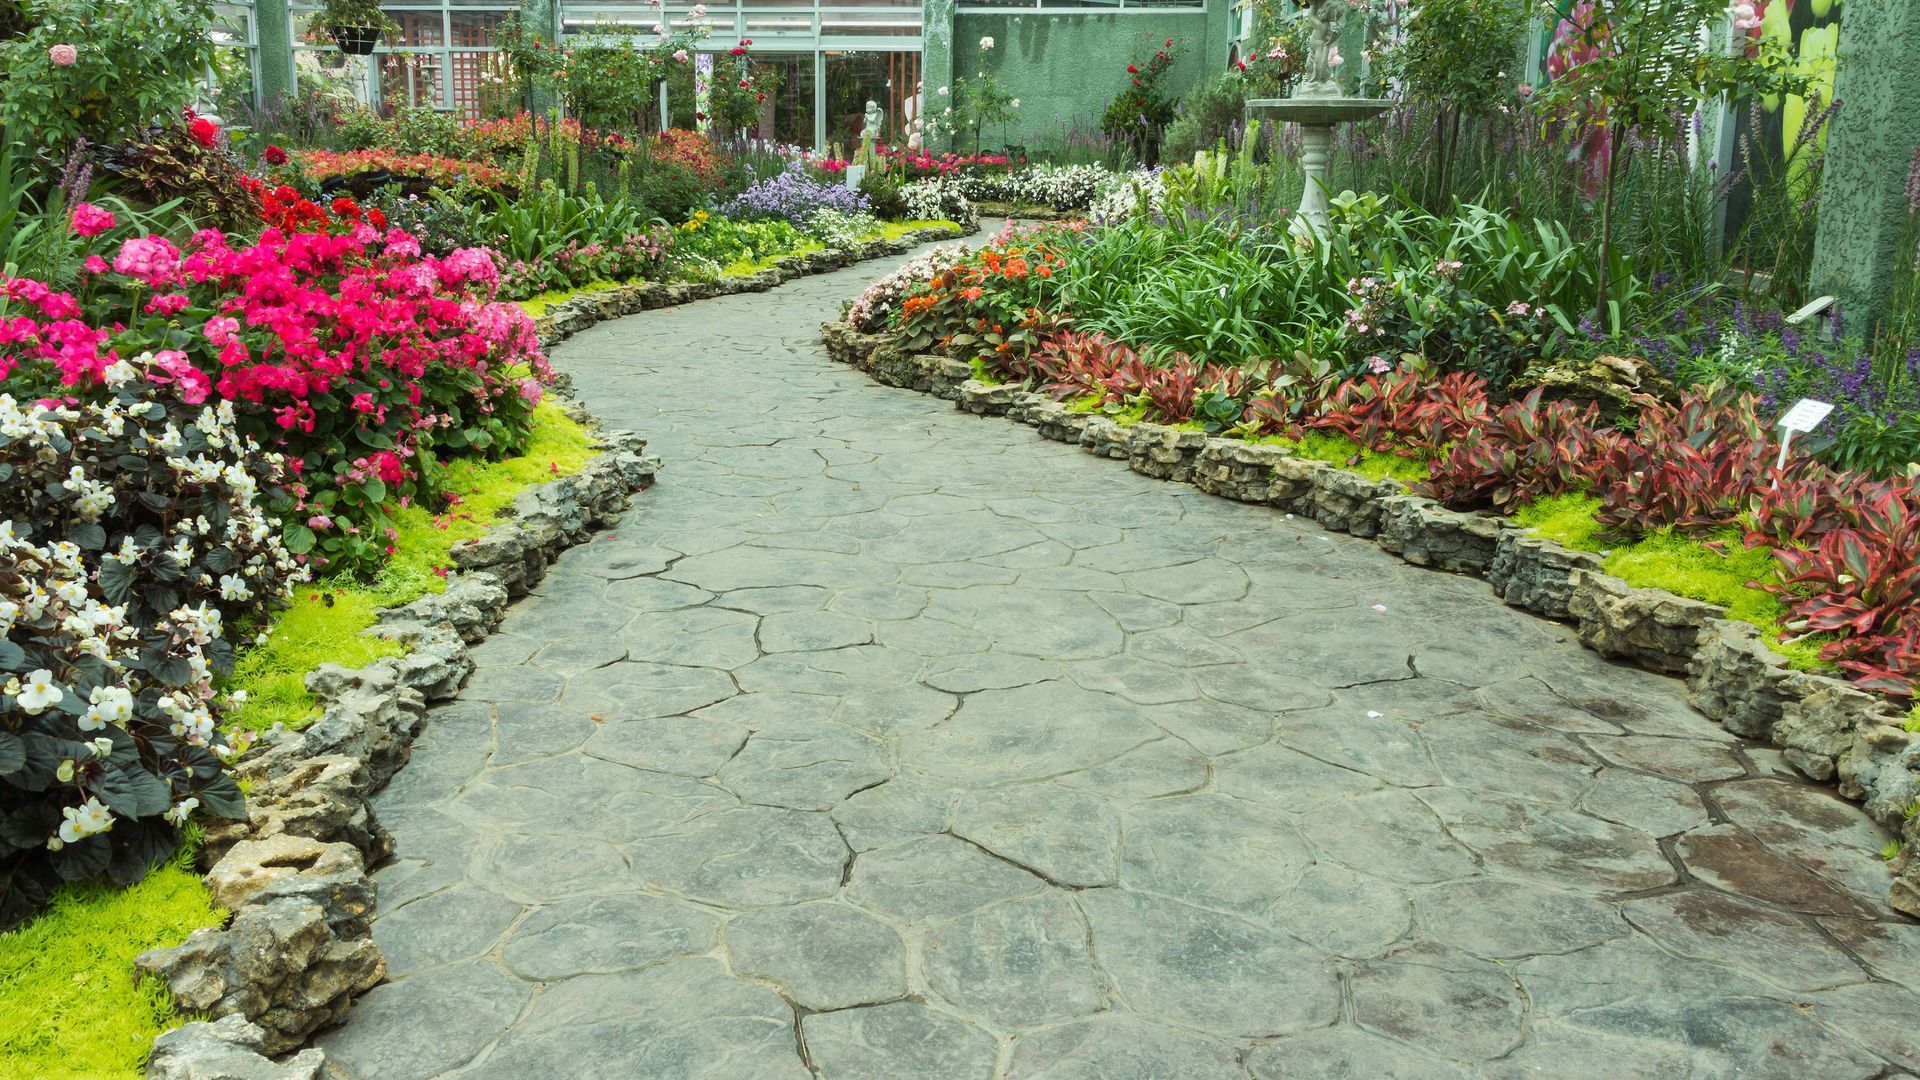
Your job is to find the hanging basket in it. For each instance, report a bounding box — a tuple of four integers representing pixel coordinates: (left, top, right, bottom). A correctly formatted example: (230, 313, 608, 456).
(330, 24, 383, 56)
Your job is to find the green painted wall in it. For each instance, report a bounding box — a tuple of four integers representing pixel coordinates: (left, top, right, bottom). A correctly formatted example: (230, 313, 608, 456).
(1809, 0, 1920, 327)
(941, 6, 1228, 150)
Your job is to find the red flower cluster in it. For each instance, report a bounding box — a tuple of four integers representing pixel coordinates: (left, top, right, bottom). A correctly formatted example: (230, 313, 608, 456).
(298, 148, 510, 190)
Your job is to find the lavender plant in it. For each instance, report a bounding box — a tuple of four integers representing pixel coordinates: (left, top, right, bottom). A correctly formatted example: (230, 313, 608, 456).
(722, 164, 870, 227)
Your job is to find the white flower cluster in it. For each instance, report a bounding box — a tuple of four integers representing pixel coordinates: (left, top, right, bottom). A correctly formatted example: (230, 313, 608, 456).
(0, 392, 304, 754)
(957, 164, 1116, 212)
(1088, 167, 1171, 226)
(847, 243, 969, 331)
(901, 179, 978, 229)
(803, 208, 881, 250)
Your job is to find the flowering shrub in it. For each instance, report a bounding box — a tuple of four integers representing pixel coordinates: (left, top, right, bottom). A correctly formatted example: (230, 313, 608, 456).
(499, 228, 674, 300)
(647, 129, 726, 188)
(847, 244, 968, 331)
(957, 164, 1114, 212)
(876, 147, 1012, 180)
(3, 219, 550, 575)
(1088, 168, 1169, 225)
(1102, 38, 1180, 164)
(802, 209, 879, 250)
(0, 378, 304, 928)
(674, 211, 810, 275)
(901, 179, 977, 228)
(298, 149, 510, 191)
(723, 165, 870, 227)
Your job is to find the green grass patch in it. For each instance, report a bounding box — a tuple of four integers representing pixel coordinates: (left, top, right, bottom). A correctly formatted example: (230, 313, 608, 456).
(0, 837, 221, 1080)
(872, 219, 959, 241)
(228, 402, 595, 733)
(1287, 433, 1428, 485)
(968, 358, 1003, 385)
(1513, 493, 1830, 671)
(517, 279, 621, 318)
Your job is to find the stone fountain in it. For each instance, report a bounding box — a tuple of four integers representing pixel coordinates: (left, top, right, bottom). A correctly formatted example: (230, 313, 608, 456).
(1246, 0, 1390, 236)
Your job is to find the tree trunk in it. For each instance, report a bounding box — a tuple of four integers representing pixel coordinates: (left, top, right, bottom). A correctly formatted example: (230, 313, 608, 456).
(1596, 120, 1629, 329)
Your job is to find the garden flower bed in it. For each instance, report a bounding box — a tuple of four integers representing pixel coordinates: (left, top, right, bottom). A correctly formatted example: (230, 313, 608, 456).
(822, 208, 1920, 915)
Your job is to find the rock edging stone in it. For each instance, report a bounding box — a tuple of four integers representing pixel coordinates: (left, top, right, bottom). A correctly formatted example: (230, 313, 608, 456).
(131, 427, 660, 1075)
(822, 321, 1920, 917)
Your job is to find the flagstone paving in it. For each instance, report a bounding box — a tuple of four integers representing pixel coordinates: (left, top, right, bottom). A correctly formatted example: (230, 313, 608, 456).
(319, 241, 1920, 1078)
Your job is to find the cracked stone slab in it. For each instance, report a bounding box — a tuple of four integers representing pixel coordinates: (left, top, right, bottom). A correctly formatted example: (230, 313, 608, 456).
(1117, 793, 1313, 918)
(800, 1002, 998, 1079)
(950, 783, 1121, 887)
(1348, 943, 1527, 1063)
(901, 680, 1160, 784)
(845, 833, 1046, 924)
(725, 901, 909, 1010)
(1006, 1014, 1245, 1079)
(716, 723, 892, 810)
(463, 960, 810, 1079)
(628, 806, 848, 908)
(921, 893, 1106, 1028)
(327, 243, 1916, 1078)
(500, 893, 719, 980)
(1077, 888, 1339, 1038)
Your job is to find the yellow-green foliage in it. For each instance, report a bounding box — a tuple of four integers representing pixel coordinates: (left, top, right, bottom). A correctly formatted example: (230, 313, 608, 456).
(227, 403, 595, 733)
(1513, 493, 1829, 670)
(517, 279, 620, 318)
(0, 840, 222, 1080)
(1288, 433, 1429, 485)
(1905, 706, 1920, 734)
(875, 220, 959, 240)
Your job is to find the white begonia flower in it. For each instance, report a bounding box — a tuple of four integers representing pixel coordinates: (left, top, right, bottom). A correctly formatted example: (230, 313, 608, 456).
(15, 669, 63, 714)
(87, 737, 114, 758)
(81, 685, 134, 731)
(101, 358, 137, 386)
(980, 35, 994, 49)
(58, 798, 114, 843)
(218, 574, 253, 602)
(165, 798, 199, 826)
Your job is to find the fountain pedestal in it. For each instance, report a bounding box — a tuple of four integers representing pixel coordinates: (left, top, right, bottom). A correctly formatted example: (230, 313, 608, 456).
(1247, 97, 1391, 236)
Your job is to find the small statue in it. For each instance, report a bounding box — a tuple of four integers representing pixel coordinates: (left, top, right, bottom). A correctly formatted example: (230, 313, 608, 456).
(861, 100, 883, 142)
(1299, 0, 1346, 97)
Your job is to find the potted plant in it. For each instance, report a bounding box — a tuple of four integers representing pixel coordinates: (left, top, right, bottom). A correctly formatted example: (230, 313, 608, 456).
(309, 0, 399, 56)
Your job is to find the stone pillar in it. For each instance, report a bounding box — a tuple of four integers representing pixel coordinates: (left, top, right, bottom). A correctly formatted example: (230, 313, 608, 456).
(922, 0, 954, 151)
(1809, 0, 1920, 329)
(256, 0, 297, 107)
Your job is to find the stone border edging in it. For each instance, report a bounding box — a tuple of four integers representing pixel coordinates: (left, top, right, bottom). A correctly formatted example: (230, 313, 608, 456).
(132, 421, 661, 1078)
(818, 320, 1920, 917)
(530, 224, 975, 351)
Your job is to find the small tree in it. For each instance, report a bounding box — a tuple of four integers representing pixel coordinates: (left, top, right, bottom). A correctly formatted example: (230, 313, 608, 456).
(1102, 38, 1179, 165)
(953, 37, 1018, 153)
(1531, 0, 1803, 323)
(1373, 0, 1531, 206)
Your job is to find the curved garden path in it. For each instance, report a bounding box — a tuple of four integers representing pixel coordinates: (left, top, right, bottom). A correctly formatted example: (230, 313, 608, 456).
(317, 238, 1920, 1079)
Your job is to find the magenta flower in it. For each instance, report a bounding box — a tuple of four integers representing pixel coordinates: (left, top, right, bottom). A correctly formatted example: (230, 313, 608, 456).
(69, 202, 116, 237)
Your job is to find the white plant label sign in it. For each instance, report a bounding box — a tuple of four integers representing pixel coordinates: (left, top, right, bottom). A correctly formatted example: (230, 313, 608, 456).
(1774, 397, 1834, 476)
(1778, 398, 1833, 435)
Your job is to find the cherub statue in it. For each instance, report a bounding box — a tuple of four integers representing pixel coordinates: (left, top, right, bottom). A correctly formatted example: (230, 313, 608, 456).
(1298, 0, 1347, 97)
(861, 100, 883, 141)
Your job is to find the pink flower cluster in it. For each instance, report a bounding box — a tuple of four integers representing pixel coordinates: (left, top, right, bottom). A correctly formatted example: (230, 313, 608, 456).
(0, 223, 552, 572)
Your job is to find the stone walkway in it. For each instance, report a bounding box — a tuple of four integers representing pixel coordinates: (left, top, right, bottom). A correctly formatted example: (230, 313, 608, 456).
(319, 241, 1920, 1079)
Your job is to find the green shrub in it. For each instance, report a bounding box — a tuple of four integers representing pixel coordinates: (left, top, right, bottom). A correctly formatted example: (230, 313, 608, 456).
(0, 0, 217, 160)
